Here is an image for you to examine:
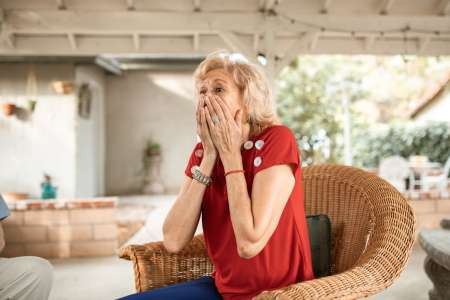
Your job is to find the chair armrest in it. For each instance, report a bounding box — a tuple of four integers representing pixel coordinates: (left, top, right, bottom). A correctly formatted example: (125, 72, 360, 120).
(119, 234, 214, 292)
(254, 262, 398, 300)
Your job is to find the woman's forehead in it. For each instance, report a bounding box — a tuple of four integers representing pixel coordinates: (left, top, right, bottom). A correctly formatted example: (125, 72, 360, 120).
(200, 69, 232, 84)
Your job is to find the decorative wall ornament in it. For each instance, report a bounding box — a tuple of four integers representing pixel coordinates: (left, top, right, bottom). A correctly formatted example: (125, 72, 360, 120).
(77, 83, 92, 119)
(26, 65, 38, 113)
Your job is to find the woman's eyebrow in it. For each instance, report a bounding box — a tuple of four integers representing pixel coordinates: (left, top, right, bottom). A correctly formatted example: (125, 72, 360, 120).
(213, 79, 228, 85)
(197, 79, 227, 88)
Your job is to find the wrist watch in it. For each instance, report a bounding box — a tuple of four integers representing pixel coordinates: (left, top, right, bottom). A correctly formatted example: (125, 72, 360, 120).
(191, 165, 212, 186)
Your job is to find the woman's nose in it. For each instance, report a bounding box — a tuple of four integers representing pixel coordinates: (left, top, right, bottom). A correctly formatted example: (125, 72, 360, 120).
(204, 91, 213, 97)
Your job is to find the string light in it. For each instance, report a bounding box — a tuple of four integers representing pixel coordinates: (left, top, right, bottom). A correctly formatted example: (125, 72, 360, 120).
(278, 13, 448, 37)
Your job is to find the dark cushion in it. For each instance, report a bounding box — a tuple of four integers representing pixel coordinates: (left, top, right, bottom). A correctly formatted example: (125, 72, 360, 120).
(306, 214, 332, 278)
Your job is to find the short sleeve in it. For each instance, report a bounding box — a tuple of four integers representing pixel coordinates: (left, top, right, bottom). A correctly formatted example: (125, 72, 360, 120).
(184, 142, 204, 178)
(253, 126, 300, 175)
(0, 194, 11, 221)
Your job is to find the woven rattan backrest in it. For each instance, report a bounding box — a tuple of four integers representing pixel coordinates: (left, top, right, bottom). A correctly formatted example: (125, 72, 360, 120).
(302, 164, 376, 274)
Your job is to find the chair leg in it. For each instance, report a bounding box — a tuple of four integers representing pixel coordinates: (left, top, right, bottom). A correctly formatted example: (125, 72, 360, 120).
(422, 180, 431, 193)
(439, 181, 449, 198)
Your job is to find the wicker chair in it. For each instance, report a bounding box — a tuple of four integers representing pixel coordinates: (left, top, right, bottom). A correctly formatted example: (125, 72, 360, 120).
(119, 164, 417, 299)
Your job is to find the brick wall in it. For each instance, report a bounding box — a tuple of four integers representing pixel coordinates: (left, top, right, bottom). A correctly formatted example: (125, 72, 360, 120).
(409, 198, 450, 240)
(2, 198, 118, 258)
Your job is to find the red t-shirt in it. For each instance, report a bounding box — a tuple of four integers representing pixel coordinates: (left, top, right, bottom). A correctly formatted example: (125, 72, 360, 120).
(184, 124, 315, 300)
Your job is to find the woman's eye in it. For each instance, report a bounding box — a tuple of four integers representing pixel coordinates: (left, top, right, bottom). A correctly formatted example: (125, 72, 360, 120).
(215, 87, 224, 93)
(199, 90, 206, 94)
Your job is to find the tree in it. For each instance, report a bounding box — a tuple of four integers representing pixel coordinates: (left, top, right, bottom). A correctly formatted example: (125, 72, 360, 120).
(276, 55, 450, 167)
(276, 55, 367, 165)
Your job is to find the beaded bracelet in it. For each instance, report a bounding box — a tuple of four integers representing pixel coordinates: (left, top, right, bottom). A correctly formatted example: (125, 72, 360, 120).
(224, 169, 245, 177)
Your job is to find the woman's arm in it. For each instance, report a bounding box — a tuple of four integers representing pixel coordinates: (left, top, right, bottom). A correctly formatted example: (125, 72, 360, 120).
(162, 155, 215, 253)
(222, 154, 295, 259)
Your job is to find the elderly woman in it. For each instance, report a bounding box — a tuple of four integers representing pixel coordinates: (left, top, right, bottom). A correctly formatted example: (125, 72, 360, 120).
(119, 50, 315, 300)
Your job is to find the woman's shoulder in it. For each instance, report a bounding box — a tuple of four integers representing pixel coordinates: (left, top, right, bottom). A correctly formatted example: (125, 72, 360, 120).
(259, 124, 296, 140)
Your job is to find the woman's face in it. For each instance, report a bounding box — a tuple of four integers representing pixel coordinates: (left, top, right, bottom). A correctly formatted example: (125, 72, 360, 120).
(197, 68, 244, 119)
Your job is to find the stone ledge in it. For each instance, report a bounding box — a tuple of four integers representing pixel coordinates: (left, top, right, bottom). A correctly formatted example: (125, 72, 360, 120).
(5, 197, 118, 211)
(2, 197, 119, 258)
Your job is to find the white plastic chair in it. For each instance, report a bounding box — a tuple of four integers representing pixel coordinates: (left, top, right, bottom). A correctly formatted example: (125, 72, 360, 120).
(378, 156, 411, 194)
(422, 156, 450, 198)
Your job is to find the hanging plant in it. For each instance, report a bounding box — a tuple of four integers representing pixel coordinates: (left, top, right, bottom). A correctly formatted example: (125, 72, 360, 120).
(2, 103, 16, 116)
(26, 65, 38, 114)
(26, 99, 37, 112)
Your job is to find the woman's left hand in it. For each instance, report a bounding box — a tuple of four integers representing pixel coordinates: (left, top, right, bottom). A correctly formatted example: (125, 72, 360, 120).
(204, 94, 243, 159)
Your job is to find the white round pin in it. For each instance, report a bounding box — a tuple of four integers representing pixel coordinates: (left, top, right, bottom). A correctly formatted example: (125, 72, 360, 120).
(243, 140, 254, 150)
(253, 156, 262, 167)
(195, 149, 203, 157)
(255, 139, 265, 150)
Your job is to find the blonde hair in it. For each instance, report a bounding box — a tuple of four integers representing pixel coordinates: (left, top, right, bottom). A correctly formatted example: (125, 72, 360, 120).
(193, 49, 280, 138)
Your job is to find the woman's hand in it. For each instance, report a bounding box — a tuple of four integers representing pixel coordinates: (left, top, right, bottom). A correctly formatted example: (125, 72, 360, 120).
(203, 94, 243, 159)
(196, 95, 218, 161)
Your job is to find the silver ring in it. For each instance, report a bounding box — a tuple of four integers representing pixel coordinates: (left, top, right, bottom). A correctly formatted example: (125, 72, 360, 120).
(212, 114, 220, 124)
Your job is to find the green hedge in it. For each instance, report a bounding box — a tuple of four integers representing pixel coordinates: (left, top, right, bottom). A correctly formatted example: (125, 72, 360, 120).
(354, 121, 450, 168)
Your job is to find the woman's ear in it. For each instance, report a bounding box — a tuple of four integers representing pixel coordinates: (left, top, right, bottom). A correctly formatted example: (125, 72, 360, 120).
(241, 109, 250, 125)
(234, 109, 243, 125)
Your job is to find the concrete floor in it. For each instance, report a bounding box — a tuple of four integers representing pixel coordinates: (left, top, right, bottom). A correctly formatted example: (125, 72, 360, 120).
(49, 256, 135, 300)
(49, 241, 431, 300)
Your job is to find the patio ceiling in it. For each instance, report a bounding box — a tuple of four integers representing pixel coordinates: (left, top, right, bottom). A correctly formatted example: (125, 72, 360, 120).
(0, 0, 449, 75)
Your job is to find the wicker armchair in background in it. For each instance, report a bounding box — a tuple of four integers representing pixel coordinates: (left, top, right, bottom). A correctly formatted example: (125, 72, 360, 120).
(119, 164, 417, 299)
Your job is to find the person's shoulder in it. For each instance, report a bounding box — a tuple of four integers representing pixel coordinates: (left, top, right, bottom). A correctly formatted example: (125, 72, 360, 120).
(263, 124, 295, 140)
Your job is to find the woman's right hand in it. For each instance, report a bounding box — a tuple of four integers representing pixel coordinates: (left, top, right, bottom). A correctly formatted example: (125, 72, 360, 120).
(196, 95, 218, 161)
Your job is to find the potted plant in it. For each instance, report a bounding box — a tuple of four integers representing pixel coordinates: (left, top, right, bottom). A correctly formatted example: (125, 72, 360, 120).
(145, 140, 161, 157)
(143, 140, 161, 171)
(142, 139, 165, 194)
(2, 103, 16, 116)
(40, 173, 57, 199)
